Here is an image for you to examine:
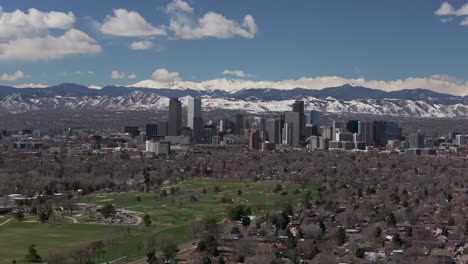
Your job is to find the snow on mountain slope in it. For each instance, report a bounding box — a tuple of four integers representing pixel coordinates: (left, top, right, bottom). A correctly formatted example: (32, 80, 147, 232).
(0, 91, 467, 118)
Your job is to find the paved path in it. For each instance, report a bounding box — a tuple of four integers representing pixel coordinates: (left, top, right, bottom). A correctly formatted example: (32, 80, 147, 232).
(0, 218, 14, 227)
(65, 216, 78, 224)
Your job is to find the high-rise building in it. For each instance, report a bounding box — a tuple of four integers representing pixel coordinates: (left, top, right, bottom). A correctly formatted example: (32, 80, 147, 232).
(187, 97, 202, 140)
(168, 98, 182, 136)
(409, 133, 425, 149)
(455, 134, 466, 146)
(309, 110, 322, 126)
(373, 121, 402, 147)
(292, 101, 305, 141)
(320, 126, 333, 140)
(248, 129, 261, 150)
(266, 119, 281, 144)
(203, 124, 217, 144)
(284, 111, 300, 146)
(157, 121, 168, 137)
(282, 123, 293, 145)
(146, 123, 158, 139)
(332, 121, 345, 141)
(235, 114, 244, 136)
(346, 120, 359, 134)
(358, 121, 374, 146)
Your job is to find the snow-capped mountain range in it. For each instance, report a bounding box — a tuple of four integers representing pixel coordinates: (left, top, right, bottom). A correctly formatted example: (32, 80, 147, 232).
(0, 83, 467, 118)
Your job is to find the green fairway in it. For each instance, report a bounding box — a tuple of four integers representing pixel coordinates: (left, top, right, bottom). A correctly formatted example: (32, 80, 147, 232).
(0, 179, 320, 263)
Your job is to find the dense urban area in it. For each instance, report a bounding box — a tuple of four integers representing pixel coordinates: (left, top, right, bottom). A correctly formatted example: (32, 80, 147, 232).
(0, 98, 467, 264)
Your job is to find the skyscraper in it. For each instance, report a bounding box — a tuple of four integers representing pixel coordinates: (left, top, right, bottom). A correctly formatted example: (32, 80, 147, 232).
(235, 113, 244, 136)
(346, 120, 359, 134)
(292, 101, 305, 141)
(188, 97, 203, 140)
(284, 111, 300, 146)
(266, 119, 281, 144)
(409, 132, 425, 149)
(373, 121, 402, 147)
(358, 121, 374, 146)
(332, 121, 345, 141)
(309, 110, 322, 126)
(168, 98, 182, 136)
(146, 123, 158, 139)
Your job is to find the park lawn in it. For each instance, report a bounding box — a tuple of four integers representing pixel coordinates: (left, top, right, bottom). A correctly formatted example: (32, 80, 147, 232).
(0, 221, 126, 264)
(0, 179, 322, 263)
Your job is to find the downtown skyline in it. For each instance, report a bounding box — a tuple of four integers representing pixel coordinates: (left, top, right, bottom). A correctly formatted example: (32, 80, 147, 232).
(1, 1, 468, 96)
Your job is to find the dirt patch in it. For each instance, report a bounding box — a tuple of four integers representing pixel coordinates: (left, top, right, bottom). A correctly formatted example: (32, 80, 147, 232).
(22, 220, 38, 223)
(97, 199, 113, 202)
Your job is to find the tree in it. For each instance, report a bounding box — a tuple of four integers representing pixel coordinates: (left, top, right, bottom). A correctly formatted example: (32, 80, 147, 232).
(136, 196, 142, 202)
(241, 216, 251, 226)
(39, 211, 48, 223)
(376, 226, 382, 237)
(24, 244, 42, 263)
(393, 233, 402, 247)
(386, 212, 397, 227)
(162, 241, 179, 260)
(201, 256, 211, 264)
(336, 227, 347, 245)
(101, 204, 116, 217)
(143, 214, 151, 226)
(319, 220, 326, 233)
(146, 249, 157, 264)
(15, 210, 24, 221)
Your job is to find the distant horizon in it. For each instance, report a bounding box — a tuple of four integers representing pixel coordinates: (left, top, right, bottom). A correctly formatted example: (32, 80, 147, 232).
(1, 1, 468, 96)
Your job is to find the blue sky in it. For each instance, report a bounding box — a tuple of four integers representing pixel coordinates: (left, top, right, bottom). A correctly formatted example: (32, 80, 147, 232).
(1, 0, 468, 95)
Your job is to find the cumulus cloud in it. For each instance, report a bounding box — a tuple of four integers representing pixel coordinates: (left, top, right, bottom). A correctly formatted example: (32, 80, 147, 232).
(0, 6, 75, 40)
(151, 68, 181, 82)
(100, 9, 166, 37)
(129, 40, 154, 50)
(14, 83, 48, 88)
(111, 70, 136, 79)
(435, 2, 468, 16)
(0, 70, 27, 81)
(0, 29, 101, 61)
(167, 0, 257, 39)
(131, 74, 468, 96)
(222, 69, 247, 78)
(0, 6, 101, 61)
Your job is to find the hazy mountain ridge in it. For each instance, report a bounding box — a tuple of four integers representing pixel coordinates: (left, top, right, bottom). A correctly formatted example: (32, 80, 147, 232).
(0, 83, 467, 117)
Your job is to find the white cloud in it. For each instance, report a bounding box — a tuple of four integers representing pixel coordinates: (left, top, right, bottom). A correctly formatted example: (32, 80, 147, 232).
(0, 6, 101, 61)
(0, 29, 102, 61)
(129, 40, 154, 50)
(167, 0, 194, 13)
(75, 70, 95, 75)
(440, 17, 454, 23)
(222, 69, 247, 78)
(111, 70, 136, 79)
(167, 0, 258, 39)
(14, 83, 48, 88)
(130, 74, 468, 96)
(0, 6, 75, 40)
(151, 68, 181, 82)
(88, 84, 102, 89)
(435, 2, 468, 16)
(461, 17, 468, 25)
(100, 9, 166, 37)
(0, 70, 27, 81)
(111, 71, 126, 79)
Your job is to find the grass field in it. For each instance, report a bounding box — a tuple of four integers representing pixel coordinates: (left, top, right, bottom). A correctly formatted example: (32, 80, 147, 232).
(0, 179, 319, 263)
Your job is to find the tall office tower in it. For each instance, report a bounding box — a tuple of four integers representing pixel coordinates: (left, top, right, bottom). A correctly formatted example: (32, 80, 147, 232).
(187, 97, 202, 128)
(409, 132, 425, 149)
(346, 120, 359, 134)
(157, 121, 168, 137)
(146, 124, 158, 139)
(282, 123, 293, 145)
(266, 119, 281, 144)
(320, 126, 333, 140)
(203, 124, 217, 144)
(284, 111, 300, 146)
(292, 101, 305, 141)
(455, 134, 466, 146)
(373, 121, 402, 147)
(248, 129, 261, 150)
(168, 98, 182, 136)
(332, 120, 345, 141)
(235, 113, 244, 136)
(358, 121, 374, 146)
(309, 110, 322, 126)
